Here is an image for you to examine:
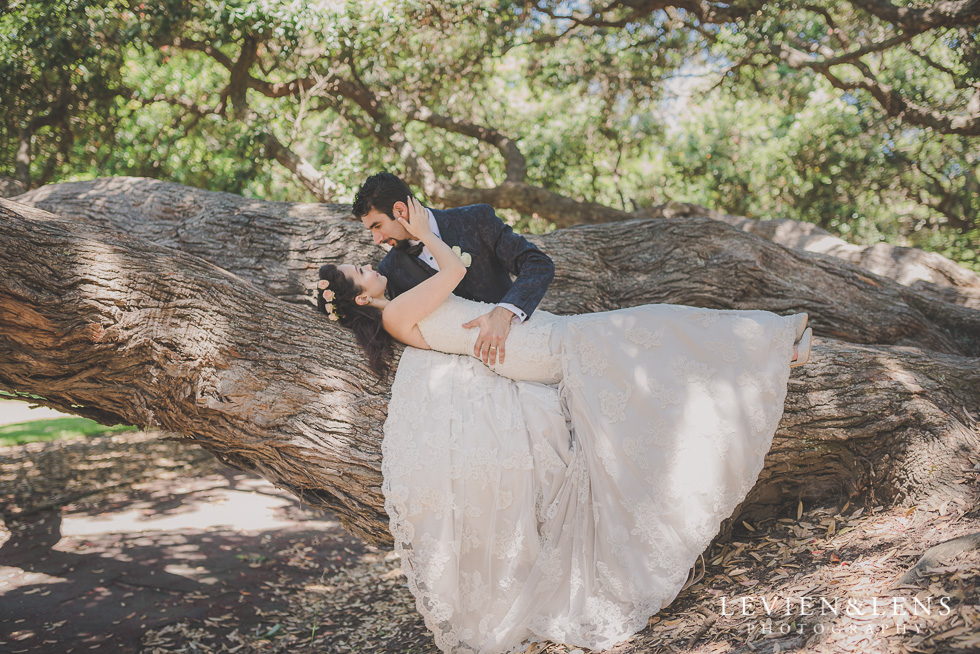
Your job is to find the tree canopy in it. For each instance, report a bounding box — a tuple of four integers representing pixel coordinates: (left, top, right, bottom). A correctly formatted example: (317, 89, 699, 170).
(2, 0, 978, 268)
(2, 8, 979, 648)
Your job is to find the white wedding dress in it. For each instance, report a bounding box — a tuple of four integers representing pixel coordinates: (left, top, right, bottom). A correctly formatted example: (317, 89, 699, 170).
(382, 295, 803, 653)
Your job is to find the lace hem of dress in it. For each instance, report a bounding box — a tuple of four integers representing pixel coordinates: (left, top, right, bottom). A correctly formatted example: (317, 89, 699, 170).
(383, 309, 798, 654)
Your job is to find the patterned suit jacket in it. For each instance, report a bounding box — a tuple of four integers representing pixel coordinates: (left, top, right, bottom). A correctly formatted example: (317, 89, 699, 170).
(377, 204, 554, 318)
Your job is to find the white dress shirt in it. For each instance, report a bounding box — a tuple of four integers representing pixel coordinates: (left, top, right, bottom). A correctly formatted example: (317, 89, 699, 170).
(410, 208, 527, 322)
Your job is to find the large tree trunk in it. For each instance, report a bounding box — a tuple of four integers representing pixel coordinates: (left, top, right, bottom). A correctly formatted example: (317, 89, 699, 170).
(0, 176, 28, 199)
(13, 177, 980, 356)
(2, 183, 979, 547)
(644, 201, 980, 310)
(0, 200, 392, 544)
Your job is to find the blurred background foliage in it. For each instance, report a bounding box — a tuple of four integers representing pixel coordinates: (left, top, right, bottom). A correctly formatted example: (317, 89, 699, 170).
(1, 0, 977, 270)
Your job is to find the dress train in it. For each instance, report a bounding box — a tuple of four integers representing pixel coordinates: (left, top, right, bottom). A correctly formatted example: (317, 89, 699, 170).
(382, 299, 799, 653)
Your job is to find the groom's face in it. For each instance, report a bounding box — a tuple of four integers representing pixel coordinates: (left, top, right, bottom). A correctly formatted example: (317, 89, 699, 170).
(361, 203, 413, 249)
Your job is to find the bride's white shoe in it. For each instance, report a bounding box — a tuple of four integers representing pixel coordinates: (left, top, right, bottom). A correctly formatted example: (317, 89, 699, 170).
(794, 313, 809, 343)
(791, 327, 812, 367)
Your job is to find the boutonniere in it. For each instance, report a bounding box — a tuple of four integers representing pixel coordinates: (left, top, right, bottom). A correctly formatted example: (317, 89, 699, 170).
(451, 245, 473, 268)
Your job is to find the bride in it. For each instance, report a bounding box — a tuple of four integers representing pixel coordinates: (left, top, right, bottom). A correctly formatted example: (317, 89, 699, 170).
(316, 198, 812, 653)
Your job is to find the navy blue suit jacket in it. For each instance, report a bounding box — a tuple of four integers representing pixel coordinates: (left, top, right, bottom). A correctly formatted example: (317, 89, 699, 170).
(377, 204, 554, 318)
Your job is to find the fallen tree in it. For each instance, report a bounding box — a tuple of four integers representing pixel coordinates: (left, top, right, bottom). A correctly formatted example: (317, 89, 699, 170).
(13, 177, 980, 356)
(0, 176, 27, 198)
(645, 201, 980, 310)
(1, 184, 978, 546)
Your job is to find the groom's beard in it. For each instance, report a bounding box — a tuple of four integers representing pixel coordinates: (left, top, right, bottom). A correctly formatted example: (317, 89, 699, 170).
(390, 238, 413, 251)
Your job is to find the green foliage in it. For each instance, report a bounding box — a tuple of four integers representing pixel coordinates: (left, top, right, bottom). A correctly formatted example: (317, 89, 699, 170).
(2, 0, 977, 271)
(0, 417, 137, 446)
(0, 0, 129, 184)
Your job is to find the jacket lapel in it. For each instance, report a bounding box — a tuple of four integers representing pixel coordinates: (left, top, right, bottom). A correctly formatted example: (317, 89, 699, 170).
(430, 207, 487, 301)
(432, 209, 460, 248)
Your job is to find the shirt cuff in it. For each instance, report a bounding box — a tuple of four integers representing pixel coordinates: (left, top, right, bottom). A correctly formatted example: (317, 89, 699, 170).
(496, 302, 527, 323)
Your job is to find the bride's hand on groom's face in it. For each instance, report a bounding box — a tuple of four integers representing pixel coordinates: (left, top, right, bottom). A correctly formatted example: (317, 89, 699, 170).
(397, 196, 431, 240)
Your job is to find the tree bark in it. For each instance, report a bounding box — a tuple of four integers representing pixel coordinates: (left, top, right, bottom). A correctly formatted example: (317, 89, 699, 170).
(0, 177, 28, 199)
(15, 177, 980, 357)
(743, 343, 980, 522)
(3, 182, 979, 546)
(0, 199, 392, 544)
(643, 201, 980, 310)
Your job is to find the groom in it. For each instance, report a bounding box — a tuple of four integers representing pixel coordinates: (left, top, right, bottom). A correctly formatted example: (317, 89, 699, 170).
(352, 172, 554, 366)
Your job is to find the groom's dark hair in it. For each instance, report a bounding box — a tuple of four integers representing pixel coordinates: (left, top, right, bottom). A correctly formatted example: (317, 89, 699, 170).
(352, 172, 415, 220)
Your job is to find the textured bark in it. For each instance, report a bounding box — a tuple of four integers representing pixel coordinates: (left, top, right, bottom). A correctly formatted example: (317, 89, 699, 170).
(3, 181, 979, 546)
(0, 177, 28, 198)
(0, 200, 392, 544)
(644, 201, 980, 310)
(15, 177, 980, 357)
(14, 176, 365, 306)
(742, 343, 980, 523)
(540, 219, 980, 358)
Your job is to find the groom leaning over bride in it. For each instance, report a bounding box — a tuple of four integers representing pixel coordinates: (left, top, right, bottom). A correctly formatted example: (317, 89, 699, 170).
(349, 171, 554, 373)
(315, 172, 813, 653)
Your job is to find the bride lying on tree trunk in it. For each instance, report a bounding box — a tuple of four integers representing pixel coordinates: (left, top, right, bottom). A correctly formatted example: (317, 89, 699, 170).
(316, 195, 811, 653)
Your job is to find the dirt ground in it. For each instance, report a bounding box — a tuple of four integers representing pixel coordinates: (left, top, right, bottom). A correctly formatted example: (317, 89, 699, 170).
(0, 430, 376, 653)
(1, 428, 978, 654)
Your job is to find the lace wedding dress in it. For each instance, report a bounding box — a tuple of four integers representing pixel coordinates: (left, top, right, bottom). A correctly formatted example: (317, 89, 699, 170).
(382, 295, 803, 653)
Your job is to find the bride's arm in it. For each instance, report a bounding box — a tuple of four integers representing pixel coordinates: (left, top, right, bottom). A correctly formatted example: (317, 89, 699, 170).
(382, 198, 466, 344)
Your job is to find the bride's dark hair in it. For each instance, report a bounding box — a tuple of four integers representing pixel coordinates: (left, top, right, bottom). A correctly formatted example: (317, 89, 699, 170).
(316, 263, 393, 380)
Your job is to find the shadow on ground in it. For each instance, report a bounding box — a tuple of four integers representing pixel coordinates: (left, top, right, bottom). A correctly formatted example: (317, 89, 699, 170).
(0, 432, 371, 653)
(2, 430, 978, 654)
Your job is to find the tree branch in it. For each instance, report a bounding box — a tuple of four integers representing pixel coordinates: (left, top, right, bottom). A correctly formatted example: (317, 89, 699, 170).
(229, 34, 261, 118)
(137, 93, 222, 116)
(649, 202, 980, 308)
(0, 198, 392, 544)
(845, 0, 980, 33)
(800, 3, 849, 47)
(259, 132, 339, 202)
(168, 37, 235, 70)
(20, 177, 980, 358)
(774, 42, 980, 136)
(0, 177, 27, 198)
(535, 0, 753, 27)
(911, 44, 979, 89)
(406, 108, 528, 182)
(817, 31, 919, 66)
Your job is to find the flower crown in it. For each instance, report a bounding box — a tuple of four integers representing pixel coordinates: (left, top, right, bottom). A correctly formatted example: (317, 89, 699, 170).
(318, 279, 341, 321)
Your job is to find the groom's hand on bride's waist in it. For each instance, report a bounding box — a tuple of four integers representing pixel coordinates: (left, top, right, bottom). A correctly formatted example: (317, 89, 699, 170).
(463, 306, 515, 367)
